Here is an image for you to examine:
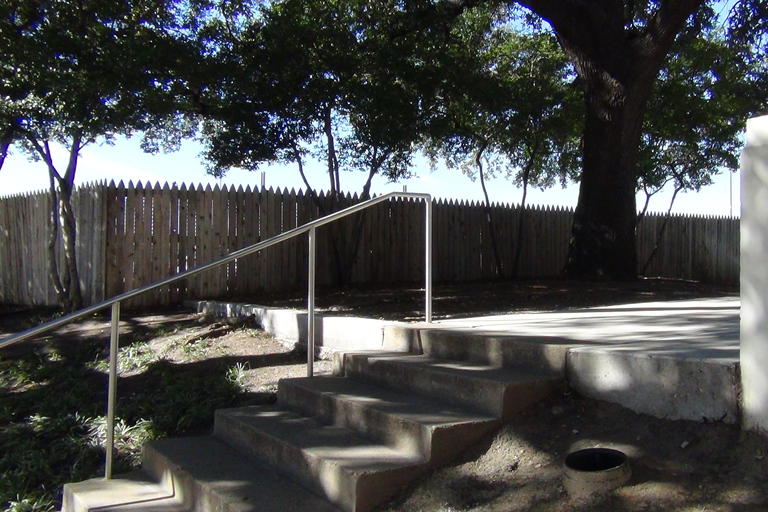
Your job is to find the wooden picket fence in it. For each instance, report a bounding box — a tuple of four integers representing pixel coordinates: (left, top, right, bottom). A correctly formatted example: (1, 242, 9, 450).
(0, 181, 739, 307)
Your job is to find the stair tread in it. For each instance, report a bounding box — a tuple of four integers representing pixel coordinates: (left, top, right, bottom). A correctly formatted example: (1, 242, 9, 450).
(347, 352, 562, 382)
(217, 406, 427, 471)
(281, 375, 497, 425)
(147, 435, 341, 511)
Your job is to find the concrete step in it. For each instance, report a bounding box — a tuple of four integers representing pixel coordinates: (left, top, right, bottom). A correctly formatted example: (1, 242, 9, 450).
(62, 472, 186, 512)
(213, 405, 428, 512)
(63, 436, 344, 512)
(334, 351, 564, 419)
(384, 325, 570, 375)
(141, 435, 342, 512)
(277, 376, 500, 465)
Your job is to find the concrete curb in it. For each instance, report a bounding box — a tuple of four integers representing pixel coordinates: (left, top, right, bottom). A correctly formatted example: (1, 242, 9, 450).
(185, 300, 403, 357)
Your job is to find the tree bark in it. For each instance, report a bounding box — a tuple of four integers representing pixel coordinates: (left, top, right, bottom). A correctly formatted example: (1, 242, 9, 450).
(562, 75, 649, 279)
(0, 126, 15, 172)
(46, 170, 70, 311)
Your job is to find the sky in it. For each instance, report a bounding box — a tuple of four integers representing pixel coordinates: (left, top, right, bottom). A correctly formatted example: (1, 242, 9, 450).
(0, 135, 742, 218)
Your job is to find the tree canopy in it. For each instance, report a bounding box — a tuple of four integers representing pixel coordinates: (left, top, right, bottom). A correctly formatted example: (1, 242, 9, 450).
(3, 0, 765, 293)
(0, 0, 194, 309)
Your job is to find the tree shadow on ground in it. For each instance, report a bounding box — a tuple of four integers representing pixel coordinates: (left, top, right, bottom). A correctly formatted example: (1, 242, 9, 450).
(0, 310, 285, 510)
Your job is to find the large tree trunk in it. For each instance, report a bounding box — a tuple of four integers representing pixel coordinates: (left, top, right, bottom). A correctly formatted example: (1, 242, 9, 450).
(562, 73, 650, 279)
(514, 0, 705, 279)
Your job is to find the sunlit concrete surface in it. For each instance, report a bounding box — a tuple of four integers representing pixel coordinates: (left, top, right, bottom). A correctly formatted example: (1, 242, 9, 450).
(435, 297, 740, 362)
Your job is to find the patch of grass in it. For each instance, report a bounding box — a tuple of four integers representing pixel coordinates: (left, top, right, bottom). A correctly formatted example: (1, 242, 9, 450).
(0, 317, 271, 511)
(178, 337, 215, 359)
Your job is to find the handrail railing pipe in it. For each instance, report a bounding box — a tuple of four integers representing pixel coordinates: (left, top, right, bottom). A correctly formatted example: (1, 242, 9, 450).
(307, 226, 317, 377)
(105, 302, 120, 479)
(425, 195, 433, 323)
(0, 191, 432, 479)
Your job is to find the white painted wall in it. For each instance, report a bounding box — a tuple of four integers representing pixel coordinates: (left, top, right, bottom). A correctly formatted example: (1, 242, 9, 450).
(741, 115, 768, 433)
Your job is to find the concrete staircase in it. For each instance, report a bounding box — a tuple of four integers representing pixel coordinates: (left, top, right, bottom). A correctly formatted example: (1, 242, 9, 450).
(63, 326, 565, 512)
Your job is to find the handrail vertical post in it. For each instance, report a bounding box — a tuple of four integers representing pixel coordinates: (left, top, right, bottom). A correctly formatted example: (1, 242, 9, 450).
(307, 226, 316, 377)
(105, 301, 120, 480)
(425, 197, 433, 323)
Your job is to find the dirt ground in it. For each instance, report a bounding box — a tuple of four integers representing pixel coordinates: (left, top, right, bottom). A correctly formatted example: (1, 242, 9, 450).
(240, 277, 739, 321)
(3, 278, 767, 511)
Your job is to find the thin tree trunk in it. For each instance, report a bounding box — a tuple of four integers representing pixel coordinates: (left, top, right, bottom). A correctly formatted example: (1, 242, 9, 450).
(0, 126, 14, 173)
(294, 145, 327, 216)
(636, 177, 673, 227)
(636, 188, 652, 227)
(58, 179, 83, 310)
(344, 153, 383, 284)
(323, 104, 340, 199)
(476, 142, 504, 278)
(316, 110, 348, 287)
(0, 141, 10, 172)
(512, 139, 541, 278)
(46, 169, 69, 311)
(30, 135, 84, 311)
(641, 182, 684, 275)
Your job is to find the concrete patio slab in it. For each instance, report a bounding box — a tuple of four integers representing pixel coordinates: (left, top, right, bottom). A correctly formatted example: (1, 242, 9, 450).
(433, 297, 740, 363)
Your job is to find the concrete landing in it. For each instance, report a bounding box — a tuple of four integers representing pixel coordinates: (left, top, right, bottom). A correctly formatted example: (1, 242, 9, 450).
(193, 296, 742, 423)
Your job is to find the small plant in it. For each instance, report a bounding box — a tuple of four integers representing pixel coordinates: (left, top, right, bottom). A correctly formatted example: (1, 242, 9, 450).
(226, 362, 250, 389)
(86, 417, 154, 467)
(6, 495, 53, 512)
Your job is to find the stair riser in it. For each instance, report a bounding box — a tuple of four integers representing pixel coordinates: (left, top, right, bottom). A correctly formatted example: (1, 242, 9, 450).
(339, 354, 508, 417)
(214, 409, 428, 512)
(278, 379, 430, 456)
(385, 326, 568, 375)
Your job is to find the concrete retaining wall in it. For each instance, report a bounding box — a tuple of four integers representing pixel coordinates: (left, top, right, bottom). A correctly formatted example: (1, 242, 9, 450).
(568, 349, 740, 423)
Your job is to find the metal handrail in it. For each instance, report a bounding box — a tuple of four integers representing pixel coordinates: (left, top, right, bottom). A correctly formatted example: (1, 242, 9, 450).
(0, 190, 433, 478)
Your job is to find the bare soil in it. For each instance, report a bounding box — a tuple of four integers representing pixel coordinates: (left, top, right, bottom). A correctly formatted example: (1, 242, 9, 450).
(3, 278, 767, 511)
